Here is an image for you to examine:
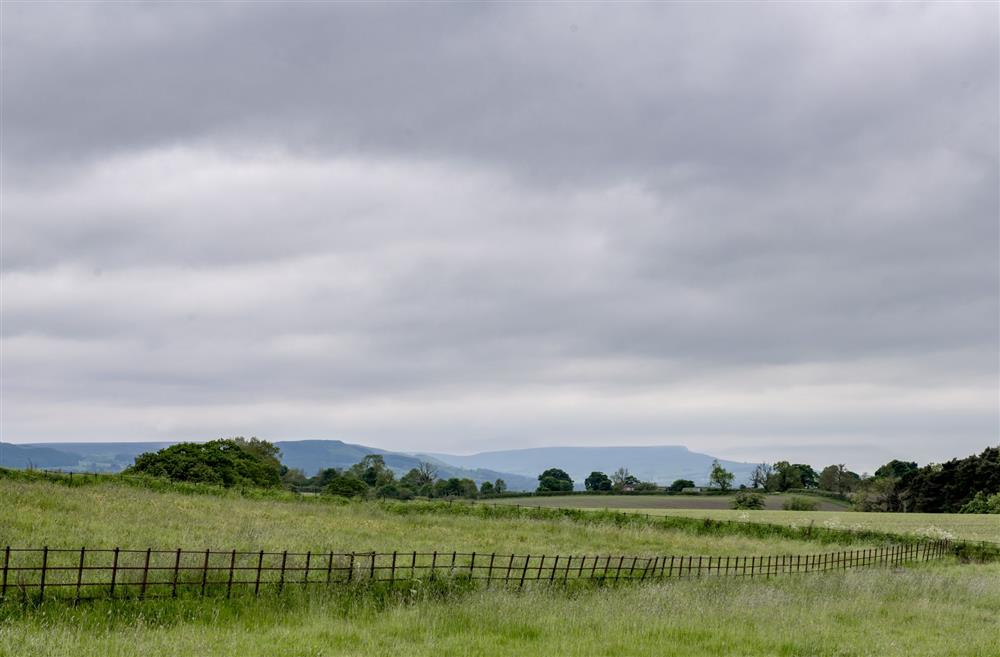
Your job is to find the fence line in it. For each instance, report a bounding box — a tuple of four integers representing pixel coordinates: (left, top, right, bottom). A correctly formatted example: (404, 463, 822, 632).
(0, 539, 952, 604)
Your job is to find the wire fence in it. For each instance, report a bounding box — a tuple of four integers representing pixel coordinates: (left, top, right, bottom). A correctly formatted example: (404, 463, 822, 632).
(0, 540, 952, 604)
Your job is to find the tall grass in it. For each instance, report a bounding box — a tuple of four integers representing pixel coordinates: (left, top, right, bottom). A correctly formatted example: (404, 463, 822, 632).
(1, 563, 997, 657)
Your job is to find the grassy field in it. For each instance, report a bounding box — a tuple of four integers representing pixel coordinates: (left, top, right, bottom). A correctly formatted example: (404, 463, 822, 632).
(0, 480, 875, 556)
(491, 492, 851, 511)
(2, 564, 998, 657)
(491, 495, 1000, 543)
(3, 478, 998, 657)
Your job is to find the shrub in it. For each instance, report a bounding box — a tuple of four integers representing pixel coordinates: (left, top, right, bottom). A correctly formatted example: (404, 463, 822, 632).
(783, 496, 819, 511)
(959, 490, 1000, 514)
(732, 490, 765, 510)
(324, 474, 369, 499)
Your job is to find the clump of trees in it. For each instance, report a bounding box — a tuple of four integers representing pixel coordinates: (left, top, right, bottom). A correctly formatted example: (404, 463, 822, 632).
(852, 447, 999, 513)
(580, 468, 659, 493)
(308, 455, 506, 501)
(537, 468, 574, 492)
(126, 437, 283, 488)
(959, 491, 1000, 514)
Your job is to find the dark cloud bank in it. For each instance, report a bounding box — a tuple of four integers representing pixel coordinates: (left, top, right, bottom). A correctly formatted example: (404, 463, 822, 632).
(1, 2, 997, 472)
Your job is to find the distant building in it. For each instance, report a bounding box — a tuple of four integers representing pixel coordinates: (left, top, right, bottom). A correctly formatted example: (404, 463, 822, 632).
(680, 486, 703, 494)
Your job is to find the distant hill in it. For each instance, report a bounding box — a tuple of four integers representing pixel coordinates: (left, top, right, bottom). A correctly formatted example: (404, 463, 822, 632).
(1, 440, 537, 491)
(422, 445, 757, 489)
(0, 442, 82, 470)
(2, 440, 754, 490)
(274, 440, 537, 490)
(0, 442, 174, 473)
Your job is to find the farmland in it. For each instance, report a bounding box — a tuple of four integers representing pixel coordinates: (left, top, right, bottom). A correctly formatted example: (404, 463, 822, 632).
(490, 495, 1000, 542)
(2, 478, 999, 657)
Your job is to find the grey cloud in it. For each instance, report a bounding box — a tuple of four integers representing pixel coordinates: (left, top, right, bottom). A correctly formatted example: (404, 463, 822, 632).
(1, 2, 997, 469)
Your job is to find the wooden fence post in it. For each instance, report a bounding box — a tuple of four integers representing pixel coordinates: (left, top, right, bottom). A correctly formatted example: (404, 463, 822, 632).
(519, 555, 530, 589)
(505, 553, 514, 583)
(487, 553, 496, 585)
(470, 552, 476, 578)
(390, 551, 397, 583)
(370, 552, 376, 580)
(201, 549, 211, 596)
(110, 547, 120, 597)
(327, 551, 334, 585)
(412, 551, 417, 580)
(254, 550, 264, 596)
(227, 549, 237, 598)
(75, 547, 86, 604)
(39, 546, 48, 602)
(347, 552, 355, 583)
(614, 555, 624, 583)
(172, 548, 182, 598)
(538, 555, 546, 581)
(303, 551, 312, 586)
(549, 555, 558, 582)
(139, 548, 151, 599)
(1, 545, 9, 601)
(278, 551, 288, 592)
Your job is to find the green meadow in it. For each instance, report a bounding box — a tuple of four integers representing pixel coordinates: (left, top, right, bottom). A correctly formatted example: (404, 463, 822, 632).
(2, 478, 998, 657)
(490, 495, 1000, 543)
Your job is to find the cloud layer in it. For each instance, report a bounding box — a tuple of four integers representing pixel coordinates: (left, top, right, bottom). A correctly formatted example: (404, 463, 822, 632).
(2, 2, 997, 471)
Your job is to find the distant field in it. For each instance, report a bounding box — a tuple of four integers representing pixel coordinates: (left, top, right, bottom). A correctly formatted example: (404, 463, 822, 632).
(490, 495, 1000, 543)
(492, 493, 851, 511)
(0, 480, 868, 557)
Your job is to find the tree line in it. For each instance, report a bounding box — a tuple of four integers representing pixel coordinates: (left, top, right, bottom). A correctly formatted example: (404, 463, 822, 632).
(124, 439, 999, 513)
(126, 438, 506, 500)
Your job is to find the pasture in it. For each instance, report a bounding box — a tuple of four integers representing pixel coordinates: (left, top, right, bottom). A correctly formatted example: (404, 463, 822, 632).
(490, 495, 1000, 542)
(2, 478, 998, 657)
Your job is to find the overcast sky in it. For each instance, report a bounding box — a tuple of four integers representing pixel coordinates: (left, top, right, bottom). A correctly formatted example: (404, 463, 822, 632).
(1, 2, 997, 472)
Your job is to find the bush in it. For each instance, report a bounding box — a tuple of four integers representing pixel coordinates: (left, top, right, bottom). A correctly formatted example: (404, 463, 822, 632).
(732, 490, 766, 510)
(959, 490, 1000, 514)
(782, 496, 819, 511)
(324, 474, 369, 499)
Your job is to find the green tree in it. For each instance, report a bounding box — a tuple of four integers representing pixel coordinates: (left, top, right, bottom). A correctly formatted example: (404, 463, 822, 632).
(584, 471, 612, 491)
(537, 468, 573, 492)
(709, 460, 734, 492)
(959, 491, 1000, 514)
(126, 439, 283, 488)
(479, 481, 495, 496)
(818, 464, 861, 494)
(765, 462, 818, 492)
(750, 463, 773, 489)
(493, 479, 507, 494)
(874, 460, 918, 480)
(669, 479, 696, 492)
(349, 455, 395, 488)
(324, 472, 369, 498)
(400, 463, 437, 491)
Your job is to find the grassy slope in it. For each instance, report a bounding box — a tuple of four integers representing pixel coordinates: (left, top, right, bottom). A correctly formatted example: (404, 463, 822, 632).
(2, 565, 998, 657)
(0, 480, 871, 556)
(492, 495, 1000, 542)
